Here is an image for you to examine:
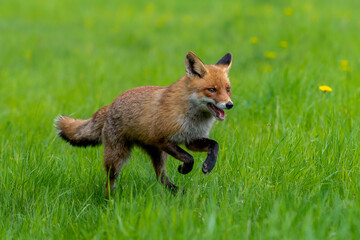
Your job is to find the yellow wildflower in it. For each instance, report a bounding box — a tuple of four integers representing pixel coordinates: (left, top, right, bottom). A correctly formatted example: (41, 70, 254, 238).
(259, 64, 273, 73)
(340, 59, 351, 72)
(25, 50, 32, 61)
(264, 51, 276, 59)
(83, 19, 93, 29)
(182, 15, 192, 24)
(279, 41, 288, 48)
(319, 85, 333, 92)
(145, 3, 155, 14)
(250, 37, 259, 44)
(284, 8, 293, 16)
(156, 13, 172, 27)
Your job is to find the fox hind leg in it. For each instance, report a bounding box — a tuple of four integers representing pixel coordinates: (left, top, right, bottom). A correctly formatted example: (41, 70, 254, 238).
(104, 142, 133, 197)
(143, 146, 178, 192)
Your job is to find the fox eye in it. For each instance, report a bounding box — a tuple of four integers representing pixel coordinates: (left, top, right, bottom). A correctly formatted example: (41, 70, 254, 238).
(208, 88, 217, 93)
(227, 87, 231, 92)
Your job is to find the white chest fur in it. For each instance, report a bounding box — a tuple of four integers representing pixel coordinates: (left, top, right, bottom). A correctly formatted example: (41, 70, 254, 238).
(169, 101, 215, 144)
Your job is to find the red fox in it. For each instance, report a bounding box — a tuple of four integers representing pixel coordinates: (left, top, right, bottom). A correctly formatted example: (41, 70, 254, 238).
(55, 52, 233, 195)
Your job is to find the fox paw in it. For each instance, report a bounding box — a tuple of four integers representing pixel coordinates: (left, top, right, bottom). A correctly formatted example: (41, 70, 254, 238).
(178, 164, 193, 174)
(202, 161, 215, 174)
(166, 184, 186, 195)
(166, 183, 179, 193)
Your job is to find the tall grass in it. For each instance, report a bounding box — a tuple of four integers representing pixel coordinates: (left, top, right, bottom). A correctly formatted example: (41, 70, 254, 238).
(1, 0, 360, 239)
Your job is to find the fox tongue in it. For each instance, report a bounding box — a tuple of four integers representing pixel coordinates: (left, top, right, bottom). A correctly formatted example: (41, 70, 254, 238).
(207, 103, 226, 121)
(219, 109, 225, 120)
(216, 108, 225, 120)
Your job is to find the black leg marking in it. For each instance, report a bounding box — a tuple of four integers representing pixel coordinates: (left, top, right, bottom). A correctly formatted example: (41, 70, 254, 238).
(186, 138, 219, 174)
(162, 144, 194, 175)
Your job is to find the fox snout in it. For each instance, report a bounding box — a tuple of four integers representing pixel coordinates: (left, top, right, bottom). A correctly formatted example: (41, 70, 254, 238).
(225, 101, 233, 109)
(215, 101, 233, 110)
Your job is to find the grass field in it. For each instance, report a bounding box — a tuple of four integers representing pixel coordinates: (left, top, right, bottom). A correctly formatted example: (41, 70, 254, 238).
(1, 0, 360, 239)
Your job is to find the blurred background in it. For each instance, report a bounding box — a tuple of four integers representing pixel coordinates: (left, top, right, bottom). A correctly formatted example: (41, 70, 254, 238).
(1, 0, 359, 122)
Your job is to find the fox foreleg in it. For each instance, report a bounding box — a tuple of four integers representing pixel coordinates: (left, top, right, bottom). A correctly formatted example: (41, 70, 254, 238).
(185, 138, 219, 174)
(162, 144, 194, 174)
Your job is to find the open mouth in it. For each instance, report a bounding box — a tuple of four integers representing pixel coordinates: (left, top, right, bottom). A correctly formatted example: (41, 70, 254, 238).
(207, 103, 225, 121)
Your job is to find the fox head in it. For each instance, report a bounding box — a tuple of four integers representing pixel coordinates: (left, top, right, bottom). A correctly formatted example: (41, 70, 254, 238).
(185, 52, 233, 121)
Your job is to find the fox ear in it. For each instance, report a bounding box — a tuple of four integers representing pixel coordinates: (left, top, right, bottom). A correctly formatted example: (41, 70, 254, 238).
(185, 52, 207, 78)
(216, 53, 232, 72)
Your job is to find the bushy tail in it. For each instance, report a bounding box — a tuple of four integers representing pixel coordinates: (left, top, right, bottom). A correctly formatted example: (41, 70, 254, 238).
(55, 105, 110, 147)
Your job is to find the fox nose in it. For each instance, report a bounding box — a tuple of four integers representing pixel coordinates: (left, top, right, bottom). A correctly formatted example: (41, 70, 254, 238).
(226, 102, 233, 109)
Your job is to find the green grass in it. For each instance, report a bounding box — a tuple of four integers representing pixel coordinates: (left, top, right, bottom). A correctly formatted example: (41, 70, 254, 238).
(1, 0, 360, 239)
